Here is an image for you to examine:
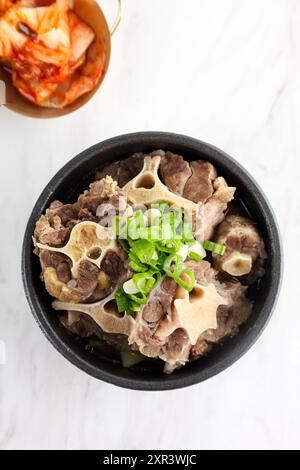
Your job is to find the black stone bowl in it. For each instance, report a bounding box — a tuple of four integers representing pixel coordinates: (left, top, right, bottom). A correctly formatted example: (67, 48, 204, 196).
(22, 132, 282, 390)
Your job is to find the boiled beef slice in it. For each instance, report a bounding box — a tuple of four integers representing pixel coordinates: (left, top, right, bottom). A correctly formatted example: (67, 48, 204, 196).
(195, 177, 236, 241)
(40, 250, 72, 284)
(46, 201, 78, 225)
(160, 151, 192, 195)
(35, 214, 70, 246)
(183, 161, 217, 203)
(101, 250, 130, 285)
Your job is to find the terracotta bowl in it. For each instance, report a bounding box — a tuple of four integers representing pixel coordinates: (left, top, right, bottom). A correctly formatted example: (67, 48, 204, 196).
(0, 0, 121, 118)
(22, 132, 283, 390)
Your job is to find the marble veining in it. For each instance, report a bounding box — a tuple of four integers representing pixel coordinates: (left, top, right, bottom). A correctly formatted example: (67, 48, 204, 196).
(0, 0, 299, 450)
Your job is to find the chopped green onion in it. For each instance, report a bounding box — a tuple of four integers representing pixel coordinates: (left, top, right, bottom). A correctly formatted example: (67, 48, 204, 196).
(120, 351, 145, 368)
(86, 338, 105, 349)
(188, 242, 206, 261)
(157, 239, 182, 254)
(177, 244, 189, 261)
(115, 288, 132, 313)
(148, 256, 161, 270)
(113, 202, 208, 315)
(203, 240, 226, 256)
(175, 269, 195, 292)
(127, 237, 134, 247)
(133, 272, 156, 294)
(128, 251, 148, 272)
(118, 238, 130, 253)
(128, 292, 147, 305)
(129, 301, 141, 313)
(123, 278, 139, 295)
(163, 254, 184, 278)
(151, 269, 162, 286)
(188, 251, 202, 261)
(131, 239, 157, 264)
(129, 259, 147, 273)
(147, 251, 166, 271)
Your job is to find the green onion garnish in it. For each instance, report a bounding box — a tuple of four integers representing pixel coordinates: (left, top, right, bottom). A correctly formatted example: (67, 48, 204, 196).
(115, 288, 133, 313)
(120, 351, 145, 368)
(163, 254, 184, 279)
(203, 240, 226, 256)
(115, 288, 143, 315)
(129, 302, 141, 312)
(156, 239, 182, 254)
(118, 238, 130, 253)
(128, 251, 147, 272)
(113, 202, 209, 315)
(188, 251, 202, 262)
(129, 259, 147, 273)
(131, 239, 157, 265)
(86, 338, 105, 349)
(133, 272, 156, 294)
(187, 242, 205, 262)
(128, 292, 148, 305)
(174, 269, 195, 292)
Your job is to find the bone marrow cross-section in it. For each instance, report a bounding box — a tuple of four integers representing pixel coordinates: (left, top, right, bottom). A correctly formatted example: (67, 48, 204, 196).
(156, 279, 228, 346)
(36, 221, 118, 278)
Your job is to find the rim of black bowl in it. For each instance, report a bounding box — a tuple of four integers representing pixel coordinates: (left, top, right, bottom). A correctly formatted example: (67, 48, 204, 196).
(22, 132, 283, 391)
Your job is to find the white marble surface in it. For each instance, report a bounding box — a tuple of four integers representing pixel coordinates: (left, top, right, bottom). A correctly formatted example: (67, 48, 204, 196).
(0, 0, 299, 450)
